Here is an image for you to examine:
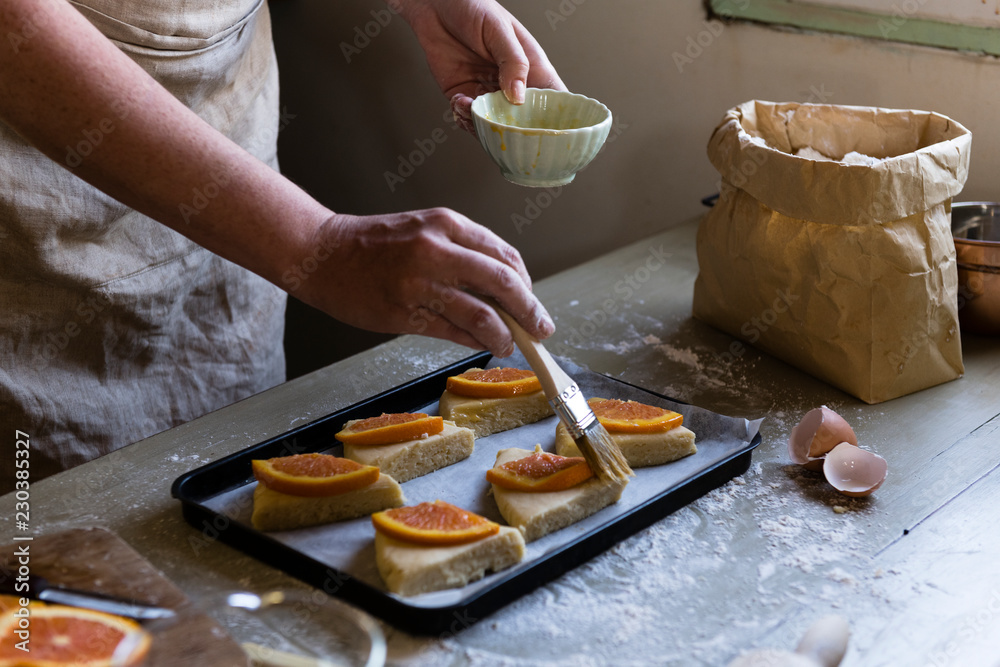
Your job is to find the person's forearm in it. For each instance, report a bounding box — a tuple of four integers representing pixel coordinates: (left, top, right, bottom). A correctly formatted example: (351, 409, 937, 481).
(0, 0, 557, 355)
(0, 0, 328, 284)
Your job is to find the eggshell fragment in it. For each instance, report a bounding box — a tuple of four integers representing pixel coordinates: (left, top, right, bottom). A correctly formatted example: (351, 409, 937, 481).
(788, 406, 858, 467)
(823, 442, 887, 497)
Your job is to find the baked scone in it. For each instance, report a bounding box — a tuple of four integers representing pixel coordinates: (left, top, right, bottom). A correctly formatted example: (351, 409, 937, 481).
(252, 476, 404, 531)
(375, 528, 525, 596)
(250, 454, 404, 531)
(342, 420, 475, 483)
(489, 447, 627, 542)
(372, 501, 525, 596)
(556, 398, 696, 468)
(555, 422, 696, 468)
(439, 368, 553, 438)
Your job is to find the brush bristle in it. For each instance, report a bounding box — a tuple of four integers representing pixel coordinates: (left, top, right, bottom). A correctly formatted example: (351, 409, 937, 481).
(575, 421, 633, 482)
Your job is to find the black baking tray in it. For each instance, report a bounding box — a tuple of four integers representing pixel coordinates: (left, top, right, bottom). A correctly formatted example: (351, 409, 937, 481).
(172, 351, 761, 635)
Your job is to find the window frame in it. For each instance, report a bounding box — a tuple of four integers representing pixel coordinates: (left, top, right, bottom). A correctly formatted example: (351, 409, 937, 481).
(709, 0, 1000, 57)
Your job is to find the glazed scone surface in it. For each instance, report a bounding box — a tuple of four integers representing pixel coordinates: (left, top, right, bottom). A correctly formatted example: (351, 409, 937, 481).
(343, 421, 474, 483)
(554, 422, 697, 468)
(375, 526, 525, 596)
(438, 389, 553, 438)
(490, 447, 627, 543)
(251, 474, 404, 532)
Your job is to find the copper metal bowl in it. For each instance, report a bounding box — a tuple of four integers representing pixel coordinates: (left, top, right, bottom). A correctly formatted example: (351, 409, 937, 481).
(952, 202, 1000, 335)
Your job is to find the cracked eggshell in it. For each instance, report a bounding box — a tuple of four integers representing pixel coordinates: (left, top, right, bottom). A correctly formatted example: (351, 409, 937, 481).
(788, 406, 858, 468)
(823, 442, 887, 497)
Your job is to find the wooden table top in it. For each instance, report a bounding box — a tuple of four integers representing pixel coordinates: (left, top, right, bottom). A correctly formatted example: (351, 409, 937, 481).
(6, 216, 1000, 666)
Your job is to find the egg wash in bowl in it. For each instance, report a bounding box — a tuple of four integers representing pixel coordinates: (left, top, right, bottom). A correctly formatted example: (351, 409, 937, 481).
(471, 88, 612, 187)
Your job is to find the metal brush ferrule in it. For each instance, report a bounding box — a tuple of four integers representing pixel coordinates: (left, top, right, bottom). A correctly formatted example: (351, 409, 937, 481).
(549, 383, 596, 439)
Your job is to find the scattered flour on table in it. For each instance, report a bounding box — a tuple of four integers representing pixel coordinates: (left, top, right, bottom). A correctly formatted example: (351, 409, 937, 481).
(656, 343, 702, 369)
(387, 461, 889, 667)
(166, 453, 202, 462)
(650, 339, 760, 403)
(382, 316, 887, 665)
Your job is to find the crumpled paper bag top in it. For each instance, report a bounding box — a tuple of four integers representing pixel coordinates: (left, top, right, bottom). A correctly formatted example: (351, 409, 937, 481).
(708, 100, 971, 225)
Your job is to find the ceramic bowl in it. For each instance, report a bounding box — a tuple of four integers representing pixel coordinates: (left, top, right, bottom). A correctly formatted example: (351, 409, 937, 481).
(471, 88, 612, 187)
(952, 202, 1000, 335)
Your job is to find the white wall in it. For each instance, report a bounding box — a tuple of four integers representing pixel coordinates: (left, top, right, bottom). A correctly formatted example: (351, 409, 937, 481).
(273, 0, 1000, 280)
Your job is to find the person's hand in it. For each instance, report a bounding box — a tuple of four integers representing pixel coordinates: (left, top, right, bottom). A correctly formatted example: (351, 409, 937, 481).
(397, 0, 567, 133)
(291, 208, 555, 356)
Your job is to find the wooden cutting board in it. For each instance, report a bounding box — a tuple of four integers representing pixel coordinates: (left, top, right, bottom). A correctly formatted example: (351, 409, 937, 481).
(0, 526, 247, 667)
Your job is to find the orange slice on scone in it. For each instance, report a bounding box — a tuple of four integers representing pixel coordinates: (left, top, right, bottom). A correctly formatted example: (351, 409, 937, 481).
(335, 412, 444, 446)
(0, 599, 151, 667)
(252, 453, 379, 497)
(487, 451, 594, 492)
(371, 500, 499, 546)
(446, 367, 542, 398)
(588, 398, 683, 434)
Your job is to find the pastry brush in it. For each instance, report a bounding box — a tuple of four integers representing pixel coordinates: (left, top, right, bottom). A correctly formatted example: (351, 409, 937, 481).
(490, 304, 633, 482)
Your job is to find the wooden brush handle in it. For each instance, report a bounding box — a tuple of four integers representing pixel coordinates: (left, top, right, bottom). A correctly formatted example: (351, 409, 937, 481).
(490, 305, 573, 401)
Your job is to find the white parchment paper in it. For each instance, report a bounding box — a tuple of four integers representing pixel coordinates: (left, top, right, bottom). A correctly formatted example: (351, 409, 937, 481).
(203, 353, 762, 610)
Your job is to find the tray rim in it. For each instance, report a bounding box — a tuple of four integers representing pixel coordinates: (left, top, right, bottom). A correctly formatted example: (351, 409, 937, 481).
(171, 351, 761, 635)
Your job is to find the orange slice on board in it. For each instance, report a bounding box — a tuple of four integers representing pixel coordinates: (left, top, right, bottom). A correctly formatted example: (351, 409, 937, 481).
(371, 500, 500, 546)
(446, 367, 542, 398)
(335, 412, 444, 446)
(588, 398, 683, 434)
(252, 453, 379, 497)
(486, 452, 594, 492)
(0, 599, 151, 667)
(0, 596, 28, 616)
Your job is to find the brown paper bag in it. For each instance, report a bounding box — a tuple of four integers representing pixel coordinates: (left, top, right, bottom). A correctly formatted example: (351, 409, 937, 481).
(693, 100, 971, 404)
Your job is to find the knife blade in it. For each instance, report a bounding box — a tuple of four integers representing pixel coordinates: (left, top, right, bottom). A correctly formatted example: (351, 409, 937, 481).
(0, 573, 176, 620)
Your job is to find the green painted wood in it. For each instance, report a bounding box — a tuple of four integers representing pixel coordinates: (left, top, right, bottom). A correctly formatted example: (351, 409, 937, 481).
(711, 0, 1000, 57)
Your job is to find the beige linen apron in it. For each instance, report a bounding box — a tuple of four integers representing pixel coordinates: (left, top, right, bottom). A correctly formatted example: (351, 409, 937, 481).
(0, 0, 286, 492)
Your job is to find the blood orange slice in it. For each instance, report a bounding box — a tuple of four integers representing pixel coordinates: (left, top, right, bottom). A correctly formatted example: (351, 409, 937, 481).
(486, 451, 594, 492)
(445, 368, 542, 398)
(252, 453, 379, 497)
(588, 398, 683, 433)
(335, 412, 443, 446)
(371, 500, 499, 546)
(0, 599, 151, 667)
